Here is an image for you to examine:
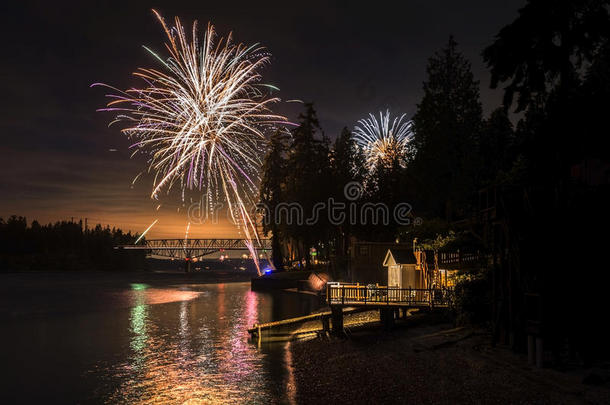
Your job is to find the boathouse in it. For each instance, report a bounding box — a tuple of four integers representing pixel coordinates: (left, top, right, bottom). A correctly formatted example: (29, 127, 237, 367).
(383, 248, 460, 289)
(382, 249, 422, 288)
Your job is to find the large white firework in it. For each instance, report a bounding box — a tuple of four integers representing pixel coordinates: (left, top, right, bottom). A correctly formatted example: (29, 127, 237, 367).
(95, 11, 285, 274)
(353, 110, 415, 170)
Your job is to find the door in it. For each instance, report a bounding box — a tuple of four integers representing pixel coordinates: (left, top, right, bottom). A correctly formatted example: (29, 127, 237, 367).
(388, 265, 401, 287)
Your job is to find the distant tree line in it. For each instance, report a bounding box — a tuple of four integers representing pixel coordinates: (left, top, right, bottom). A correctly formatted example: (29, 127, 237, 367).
(0, 216, 146, 272)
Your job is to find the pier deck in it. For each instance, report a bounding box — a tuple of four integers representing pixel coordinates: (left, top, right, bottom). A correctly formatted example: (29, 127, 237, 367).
(326, 283, 454, 309)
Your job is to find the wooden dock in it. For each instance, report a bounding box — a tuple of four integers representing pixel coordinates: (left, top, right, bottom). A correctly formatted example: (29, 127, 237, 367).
(247, 307, 370, 344)
(326, 283, 454, 308)
(248, 283, 455, 344)
(326, 283, 454, 334)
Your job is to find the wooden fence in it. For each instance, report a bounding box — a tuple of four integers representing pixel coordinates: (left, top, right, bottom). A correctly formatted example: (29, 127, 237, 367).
(327, 283, 454, 308)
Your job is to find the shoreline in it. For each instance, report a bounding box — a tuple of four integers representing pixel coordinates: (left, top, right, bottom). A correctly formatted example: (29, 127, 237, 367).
(289, 316, 610, 404)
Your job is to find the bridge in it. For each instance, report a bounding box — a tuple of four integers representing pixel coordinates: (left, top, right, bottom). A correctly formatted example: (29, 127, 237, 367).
(115, 238, 272, 260)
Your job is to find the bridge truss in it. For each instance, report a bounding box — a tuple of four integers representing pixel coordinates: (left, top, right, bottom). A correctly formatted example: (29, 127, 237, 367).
(115, 238, 272, 259)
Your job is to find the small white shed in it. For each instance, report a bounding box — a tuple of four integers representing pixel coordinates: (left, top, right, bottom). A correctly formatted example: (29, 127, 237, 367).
(382, 249, 423, 288)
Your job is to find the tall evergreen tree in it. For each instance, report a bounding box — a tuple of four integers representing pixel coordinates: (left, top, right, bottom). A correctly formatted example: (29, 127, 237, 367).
(484, 1, 610, 182)
(285, 103, 331, 267)
(330, 127, 364, 192)
(365, 154, 404, 241)
(573, 39, 610, 161)
(329, 128, 364, 269)
(479, 107, 515, 184)
(483, 0, 610, 113)
(480, 1, 610, 358)
(259, 129, 290, 269)
(411, 36, 483, 219)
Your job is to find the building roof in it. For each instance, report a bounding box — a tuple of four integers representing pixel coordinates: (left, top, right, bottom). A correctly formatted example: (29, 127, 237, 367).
(383, 249, 416, 266)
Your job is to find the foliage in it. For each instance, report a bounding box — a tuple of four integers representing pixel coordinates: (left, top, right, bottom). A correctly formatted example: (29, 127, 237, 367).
(259, 129, 291, 268)
(483, 0, 610, 113)
(414, 231, 458, 252)
(330, 127, 366, 194)
(329, 127, 365, 275)
(284, 103, 333, 266)
(454, 271, 491, 326)
(478, 108, 516, 184)
(410, 36, 483, 219)
(0, 216, 146, 272)
(397, 217, 446, 239)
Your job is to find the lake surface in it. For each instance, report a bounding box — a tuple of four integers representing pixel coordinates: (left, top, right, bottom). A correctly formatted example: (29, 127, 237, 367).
(0, 273, 321, 404)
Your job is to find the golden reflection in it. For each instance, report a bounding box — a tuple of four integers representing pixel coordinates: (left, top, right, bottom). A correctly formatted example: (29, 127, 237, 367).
(129, 285, 149, 371)
(108, 283, 292, 404)
(284, 341, 297, 405)
(130, 303, 148, 354)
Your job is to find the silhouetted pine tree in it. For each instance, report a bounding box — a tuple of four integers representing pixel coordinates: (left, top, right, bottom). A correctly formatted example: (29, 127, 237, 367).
(328, 127, 364, 274)
(411, 36, 483, 220)
(260, 129, 291, 269)
(284, 103, 332, 267)
(478, 107, 515, 184)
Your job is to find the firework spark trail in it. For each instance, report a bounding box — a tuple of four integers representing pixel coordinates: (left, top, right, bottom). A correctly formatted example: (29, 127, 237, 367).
(135, 219, 159, 244)
(94, 10, 286, 275)
(183, 221, 191, 256)
(353, 110, 415, 170)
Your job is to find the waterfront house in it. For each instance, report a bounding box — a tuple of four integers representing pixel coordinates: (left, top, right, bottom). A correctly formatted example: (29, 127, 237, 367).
(383, 248, 460, 289)
(347, 240, 413, 284)
(382, 249, 422, 288)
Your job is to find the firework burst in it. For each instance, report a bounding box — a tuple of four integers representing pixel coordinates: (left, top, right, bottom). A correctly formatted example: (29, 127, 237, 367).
(353, 110, 414, 170)
(94, 10, 286, 275)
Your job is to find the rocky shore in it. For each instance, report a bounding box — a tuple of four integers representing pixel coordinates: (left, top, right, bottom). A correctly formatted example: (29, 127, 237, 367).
(290, 315, 610, 404)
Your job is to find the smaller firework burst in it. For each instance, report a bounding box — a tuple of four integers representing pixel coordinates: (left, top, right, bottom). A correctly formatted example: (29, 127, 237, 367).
(354, 110, 414, 170)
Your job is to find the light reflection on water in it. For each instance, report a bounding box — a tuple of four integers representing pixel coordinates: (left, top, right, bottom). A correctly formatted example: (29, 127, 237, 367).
(102, 283, 300, 404)
(2, 279, 317, 403)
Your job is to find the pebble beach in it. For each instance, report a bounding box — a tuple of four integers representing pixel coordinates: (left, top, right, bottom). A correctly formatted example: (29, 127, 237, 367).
(289, 315, 610, 404)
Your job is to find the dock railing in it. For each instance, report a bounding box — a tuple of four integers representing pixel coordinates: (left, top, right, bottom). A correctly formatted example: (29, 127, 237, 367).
(326, 283, 454, 308)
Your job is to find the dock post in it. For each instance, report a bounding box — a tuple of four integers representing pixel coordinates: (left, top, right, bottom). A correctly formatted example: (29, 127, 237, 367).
(536, 337, 544, 368)
(330, 306, 344, 336)
(527, 335, 535, 365)
(322, 315, 330, 334)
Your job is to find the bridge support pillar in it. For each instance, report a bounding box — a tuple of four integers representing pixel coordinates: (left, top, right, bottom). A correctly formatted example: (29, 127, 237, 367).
(184, 259, 192, 273)
(330, 306, 344, 336)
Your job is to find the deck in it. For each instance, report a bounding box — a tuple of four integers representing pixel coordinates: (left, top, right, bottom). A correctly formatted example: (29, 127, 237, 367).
(248, 283, 455, 342)
(326, 283, 454, 308)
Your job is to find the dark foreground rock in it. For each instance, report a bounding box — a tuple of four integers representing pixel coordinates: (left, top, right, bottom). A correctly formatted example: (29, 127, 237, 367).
(290, 320, 610, 404)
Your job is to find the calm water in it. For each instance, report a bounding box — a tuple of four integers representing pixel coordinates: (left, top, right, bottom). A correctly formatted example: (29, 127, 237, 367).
(0, 274, 320, 404)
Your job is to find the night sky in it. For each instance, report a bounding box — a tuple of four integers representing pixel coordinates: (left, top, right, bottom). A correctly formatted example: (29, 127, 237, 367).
(0, 0, 524, 237)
